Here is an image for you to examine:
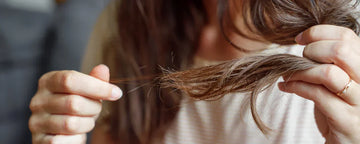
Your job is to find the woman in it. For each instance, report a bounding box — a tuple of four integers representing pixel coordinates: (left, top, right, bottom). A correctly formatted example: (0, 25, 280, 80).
(29, 0, 360, 143)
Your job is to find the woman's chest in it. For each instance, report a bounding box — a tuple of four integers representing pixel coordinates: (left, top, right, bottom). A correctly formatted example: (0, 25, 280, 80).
(163, 85, 325, 144)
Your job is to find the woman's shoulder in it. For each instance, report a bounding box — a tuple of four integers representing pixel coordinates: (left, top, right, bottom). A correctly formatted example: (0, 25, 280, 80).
(81, 0, 119, 74)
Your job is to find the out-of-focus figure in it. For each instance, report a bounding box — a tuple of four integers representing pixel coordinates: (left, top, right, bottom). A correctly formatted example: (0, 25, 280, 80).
(0, 0, 107, 143)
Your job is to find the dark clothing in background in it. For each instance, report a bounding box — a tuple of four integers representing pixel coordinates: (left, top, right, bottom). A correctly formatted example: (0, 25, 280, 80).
(0, 1, 108, 143)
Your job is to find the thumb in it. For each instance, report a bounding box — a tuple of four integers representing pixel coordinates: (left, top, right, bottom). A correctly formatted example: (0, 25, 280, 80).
(89, 64, 123, 101)
(89, 64, 110, 82)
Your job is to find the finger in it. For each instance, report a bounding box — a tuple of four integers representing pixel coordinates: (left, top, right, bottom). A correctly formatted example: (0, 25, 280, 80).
(29, 114, 95, 135)
(29, 93, 101, 116)
(40, 71, 122, 101)
(336, 79, 360, 106)
(284, 64, 348, 93)
(295, 25, 358, 45)
(314, 107, 329, 138)
(284, 64, 360, 105)
(89, 64, 110, 82)
(278, 81, 351, 123)
(303, 40, 360, 82)
(35, 134, 86, 144)
(45, 94, 102, 116)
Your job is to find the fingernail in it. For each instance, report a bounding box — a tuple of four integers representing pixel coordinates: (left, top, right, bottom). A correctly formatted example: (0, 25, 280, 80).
(111, 86, 123, 100)
(295, 32, 303, 44)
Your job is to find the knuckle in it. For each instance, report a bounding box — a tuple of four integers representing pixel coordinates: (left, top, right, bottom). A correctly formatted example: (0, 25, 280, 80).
(38, 72, 53, 88)
(338, 28, 354, 40)
(306, 26, 325, 41)
(311, 88, 324, 103)
(29, 96, 43, 112)
(322, 65, 340, 80)
(29, 115, 40, 133)
(64, 117, 79, 133)
(307, 26, 319, 38)
(38, 76, 47, 89)
(66, 95, 81, 114)
(342, 114, 360, 135)
(58, 71, 76, 92)
(332, 41, 350, 62)
(32, 133, 46, 144)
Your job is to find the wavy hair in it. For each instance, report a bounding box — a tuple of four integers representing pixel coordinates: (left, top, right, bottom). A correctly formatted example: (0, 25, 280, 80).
(102, 0, 360, 143)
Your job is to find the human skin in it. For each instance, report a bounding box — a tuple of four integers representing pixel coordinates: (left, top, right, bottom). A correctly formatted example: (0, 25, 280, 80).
(29, 65, 122, 143)
(279, 25, 360, 144)
(28, 1, 360, 143)
(28, 25, 360, 144)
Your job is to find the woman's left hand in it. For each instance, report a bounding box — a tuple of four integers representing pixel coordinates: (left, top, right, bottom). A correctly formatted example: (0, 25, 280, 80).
(278, 25, 360, 144)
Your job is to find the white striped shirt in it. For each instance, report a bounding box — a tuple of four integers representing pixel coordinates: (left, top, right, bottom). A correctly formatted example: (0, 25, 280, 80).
(83, 5, 326, 143)
(164, 45, 325, 144)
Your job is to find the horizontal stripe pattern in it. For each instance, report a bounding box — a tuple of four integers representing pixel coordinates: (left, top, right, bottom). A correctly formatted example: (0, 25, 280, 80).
(163, 45, 325, 144)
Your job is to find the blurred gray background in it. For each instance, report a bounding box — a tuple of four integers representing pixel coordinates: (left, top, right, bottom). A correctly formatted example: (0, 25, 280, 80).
(0, 0, 109, 143)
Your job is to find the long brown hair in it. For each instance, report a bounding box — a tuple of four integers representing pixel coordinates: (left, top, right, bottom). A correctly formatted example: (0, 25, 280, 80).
(103, 0, 206, 143)
(102, 0, 359, 143)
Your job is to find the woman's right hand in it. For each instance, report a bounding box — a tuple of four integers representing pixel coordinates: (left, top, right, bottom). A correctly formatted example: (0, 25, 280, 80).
(29, 64, 122, 144)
